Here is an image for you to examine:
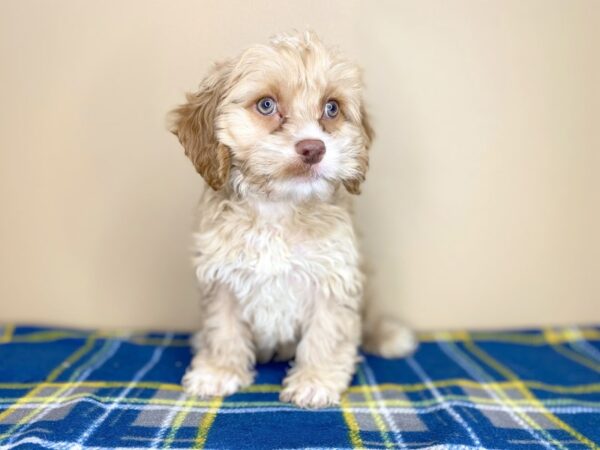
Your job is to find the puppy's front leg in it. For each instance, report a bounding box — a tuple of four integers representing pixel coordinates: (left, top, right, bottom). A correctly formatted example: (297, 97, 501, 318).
(280, 294, 360, 408)
(183, 283, 255, 398)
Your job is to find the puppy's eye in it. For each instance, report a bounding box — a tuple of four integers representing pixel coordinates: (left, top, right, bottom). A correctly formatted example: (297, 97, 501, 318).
(256, 97, 277, 115)
(323, 100, 339, 119)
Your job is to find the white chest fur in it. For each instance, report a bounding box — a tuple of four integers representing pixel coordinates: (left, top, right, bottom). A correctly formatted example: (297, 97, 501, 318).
(192, 192, 363, 355)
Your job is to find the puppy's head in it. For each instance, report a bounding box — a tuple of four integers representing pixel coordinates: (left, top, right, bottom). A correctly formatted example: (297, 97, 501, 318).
(170, 31, 373, 201)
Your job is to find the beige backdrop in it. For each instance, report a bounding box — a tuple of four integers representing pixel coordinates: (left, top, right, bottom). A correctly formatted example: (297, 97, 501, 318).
(1, 0, 598, 331)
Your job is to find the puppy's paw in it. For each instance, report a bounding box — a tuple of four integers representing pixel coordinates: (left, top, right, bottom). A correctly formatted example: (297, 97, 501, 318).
(182, 365, 253, 398)
(280, 372, 341, 408)
(280, 380, 340, 409)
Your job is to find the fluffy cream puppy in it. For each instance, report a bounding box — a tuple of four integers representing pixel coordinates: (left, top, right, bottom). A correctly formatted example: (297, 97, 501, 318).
(170, 31, 416, 408)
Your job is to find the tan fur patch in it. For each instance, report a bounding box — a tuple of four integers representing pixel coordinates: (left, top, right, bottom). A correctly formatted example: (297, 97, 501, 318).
(320, 111, 344, 134)
(169, 63, 233, 190)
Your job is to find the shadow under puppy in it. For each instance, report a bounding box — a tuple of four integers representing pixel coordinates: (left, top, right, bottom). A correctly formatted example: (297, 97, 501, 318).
(169, 31, 416, 408)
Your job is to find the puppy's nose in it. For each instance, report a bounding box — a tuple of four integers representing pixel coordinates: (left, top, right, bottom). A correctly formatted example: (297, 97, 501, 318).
(295, 139, 325, 165)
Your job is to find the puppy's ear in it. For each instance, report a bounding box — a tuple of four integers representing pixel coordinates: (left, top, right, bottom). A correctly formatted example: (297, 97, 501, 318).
(344, 104, 374, 195)
(343, 178, 362, 195)
(169, 64, 231, 190)
(359, 104, 375, 149)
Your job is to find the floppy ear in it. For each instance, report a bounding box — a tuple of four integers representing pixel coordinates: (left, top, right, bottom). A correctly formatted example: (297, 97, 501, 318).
(344, 104, 374, 195)
(169, 64, 231, 190)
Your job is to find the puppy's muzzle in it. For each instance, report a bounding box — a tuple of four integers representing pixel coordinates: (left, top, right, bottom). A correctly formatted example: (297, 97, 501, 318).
(295, 139, 325, 165)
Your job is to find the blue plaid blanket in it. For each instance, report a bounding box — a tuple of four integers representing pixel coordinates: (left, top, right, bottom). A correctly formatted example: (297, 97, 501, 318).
(0, 326, 599, 449)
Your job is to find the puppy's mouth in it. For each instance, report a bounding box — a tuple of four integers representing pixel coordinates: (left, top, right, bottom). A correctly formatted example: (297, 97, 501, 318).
(281, 160, 323, 179)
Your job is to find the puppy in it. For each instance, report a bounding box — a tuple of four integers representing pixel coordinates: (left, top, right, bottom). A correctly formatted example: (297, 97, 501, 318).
(170, 31, 416, 408)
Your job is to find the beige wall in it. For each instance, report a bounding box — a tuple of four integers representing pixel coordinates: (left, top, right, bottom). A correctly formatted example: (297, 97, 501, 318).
(1, 0, 598, 331)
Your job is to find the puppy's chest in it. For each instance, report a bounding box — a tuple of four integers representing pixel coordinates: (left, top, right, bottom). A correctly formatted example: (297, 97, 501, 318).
(238, 225, 314, 275)
(195, 219, 324, 282)
(193, 203, 358, 346)
(194, 206, 355, 286)
(195, 219, 320, 342)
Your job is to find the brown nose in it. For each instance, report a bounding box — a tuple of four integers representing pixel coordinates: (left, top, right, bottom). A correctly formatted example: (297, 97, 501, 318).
(295, 139, 325, 165)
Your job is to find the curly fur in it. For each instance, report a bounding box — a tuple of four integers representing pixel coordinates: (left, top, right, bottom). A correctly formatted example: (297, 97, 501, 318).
(170, 31, 416, 408)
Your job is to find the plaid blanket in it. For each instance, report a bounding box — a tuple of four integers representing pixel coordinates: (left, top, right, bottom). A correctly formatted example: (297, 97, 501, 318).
(0, 326, 598, 449)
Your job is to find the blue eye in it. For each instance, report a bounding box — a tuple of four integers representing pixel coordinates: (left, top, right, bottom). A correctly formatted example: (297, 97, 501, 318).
(257, 97, 277, 115)
(324, 100, 339, 118)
